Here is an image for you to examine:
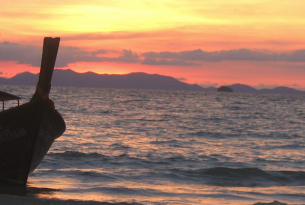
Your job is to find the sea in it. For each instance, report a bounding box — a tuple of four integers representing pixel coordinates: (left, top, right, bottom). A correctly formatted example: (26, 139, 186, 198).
(0, 85, 305, 205)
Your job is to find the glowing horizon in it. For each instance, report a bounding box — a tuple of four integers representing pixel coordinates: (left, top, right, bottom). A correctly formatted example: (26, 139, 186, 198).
(1, 0, 305, 90)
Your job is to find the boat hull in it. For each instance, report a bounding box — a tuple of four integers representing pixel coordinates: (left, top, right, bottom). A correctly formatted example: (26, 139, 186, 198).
(0, 99, 65, 186)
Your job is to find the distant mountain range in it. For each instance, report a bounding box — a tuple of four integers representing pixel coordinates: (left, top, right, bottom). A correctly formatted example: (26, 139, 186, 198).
(0, 69, 203, 91)
(0, 69, 304, 95)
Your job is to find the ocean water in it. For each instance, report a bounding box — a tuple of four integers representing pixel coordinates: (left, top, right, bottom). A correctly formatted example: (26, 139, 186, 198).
(0, 85, 305, 205)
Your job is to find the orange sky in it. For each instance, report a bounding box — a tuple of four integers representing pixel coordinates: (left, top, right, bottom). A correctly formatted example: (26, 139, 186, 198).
(1, 0, 305, 90)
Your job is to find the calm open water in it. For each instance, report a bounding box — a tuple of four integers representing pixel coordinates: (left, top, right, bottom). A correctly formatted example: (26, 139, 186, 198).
(0, 85, 305, 205)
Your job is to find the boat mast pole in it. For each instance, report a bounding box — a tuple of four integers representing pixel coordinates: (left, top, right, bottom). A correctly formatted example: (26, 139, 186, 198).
(31, 37, 60, 101)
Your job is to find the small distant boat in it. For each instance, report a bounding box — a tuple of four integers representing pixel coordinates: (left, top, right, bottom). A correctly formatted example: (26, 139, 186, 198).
(0, 37, 66, 186)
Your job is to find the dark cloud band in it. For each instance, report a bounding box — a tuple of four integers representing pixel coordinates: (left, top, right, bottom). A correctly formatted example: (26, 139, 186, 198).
(1, 41, 305, 68)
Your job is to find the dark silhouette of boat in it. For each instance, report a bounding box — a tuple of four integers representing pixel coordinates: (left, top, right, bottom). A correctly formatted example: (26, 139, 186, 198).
(0, 37, 66, 186)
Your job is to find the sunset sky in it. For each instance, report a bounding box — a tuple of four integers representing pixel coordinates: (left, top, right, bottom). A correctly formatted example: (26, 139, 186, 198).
(1, 0, 305, 90)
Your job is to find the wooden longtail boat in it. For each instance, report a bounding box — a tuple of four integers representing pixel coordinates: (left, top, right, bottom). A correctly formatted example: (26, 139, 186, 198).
(0, 37, 65, 186)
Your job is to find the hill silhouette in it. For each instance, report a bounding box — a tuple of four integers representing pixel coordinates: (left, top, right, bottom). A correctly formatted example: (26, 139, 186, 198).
(228, 84, 258, 93)
(0, 69, 304, 94)
(1, 69, 204, 91)
(223, 84, 305, 95)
